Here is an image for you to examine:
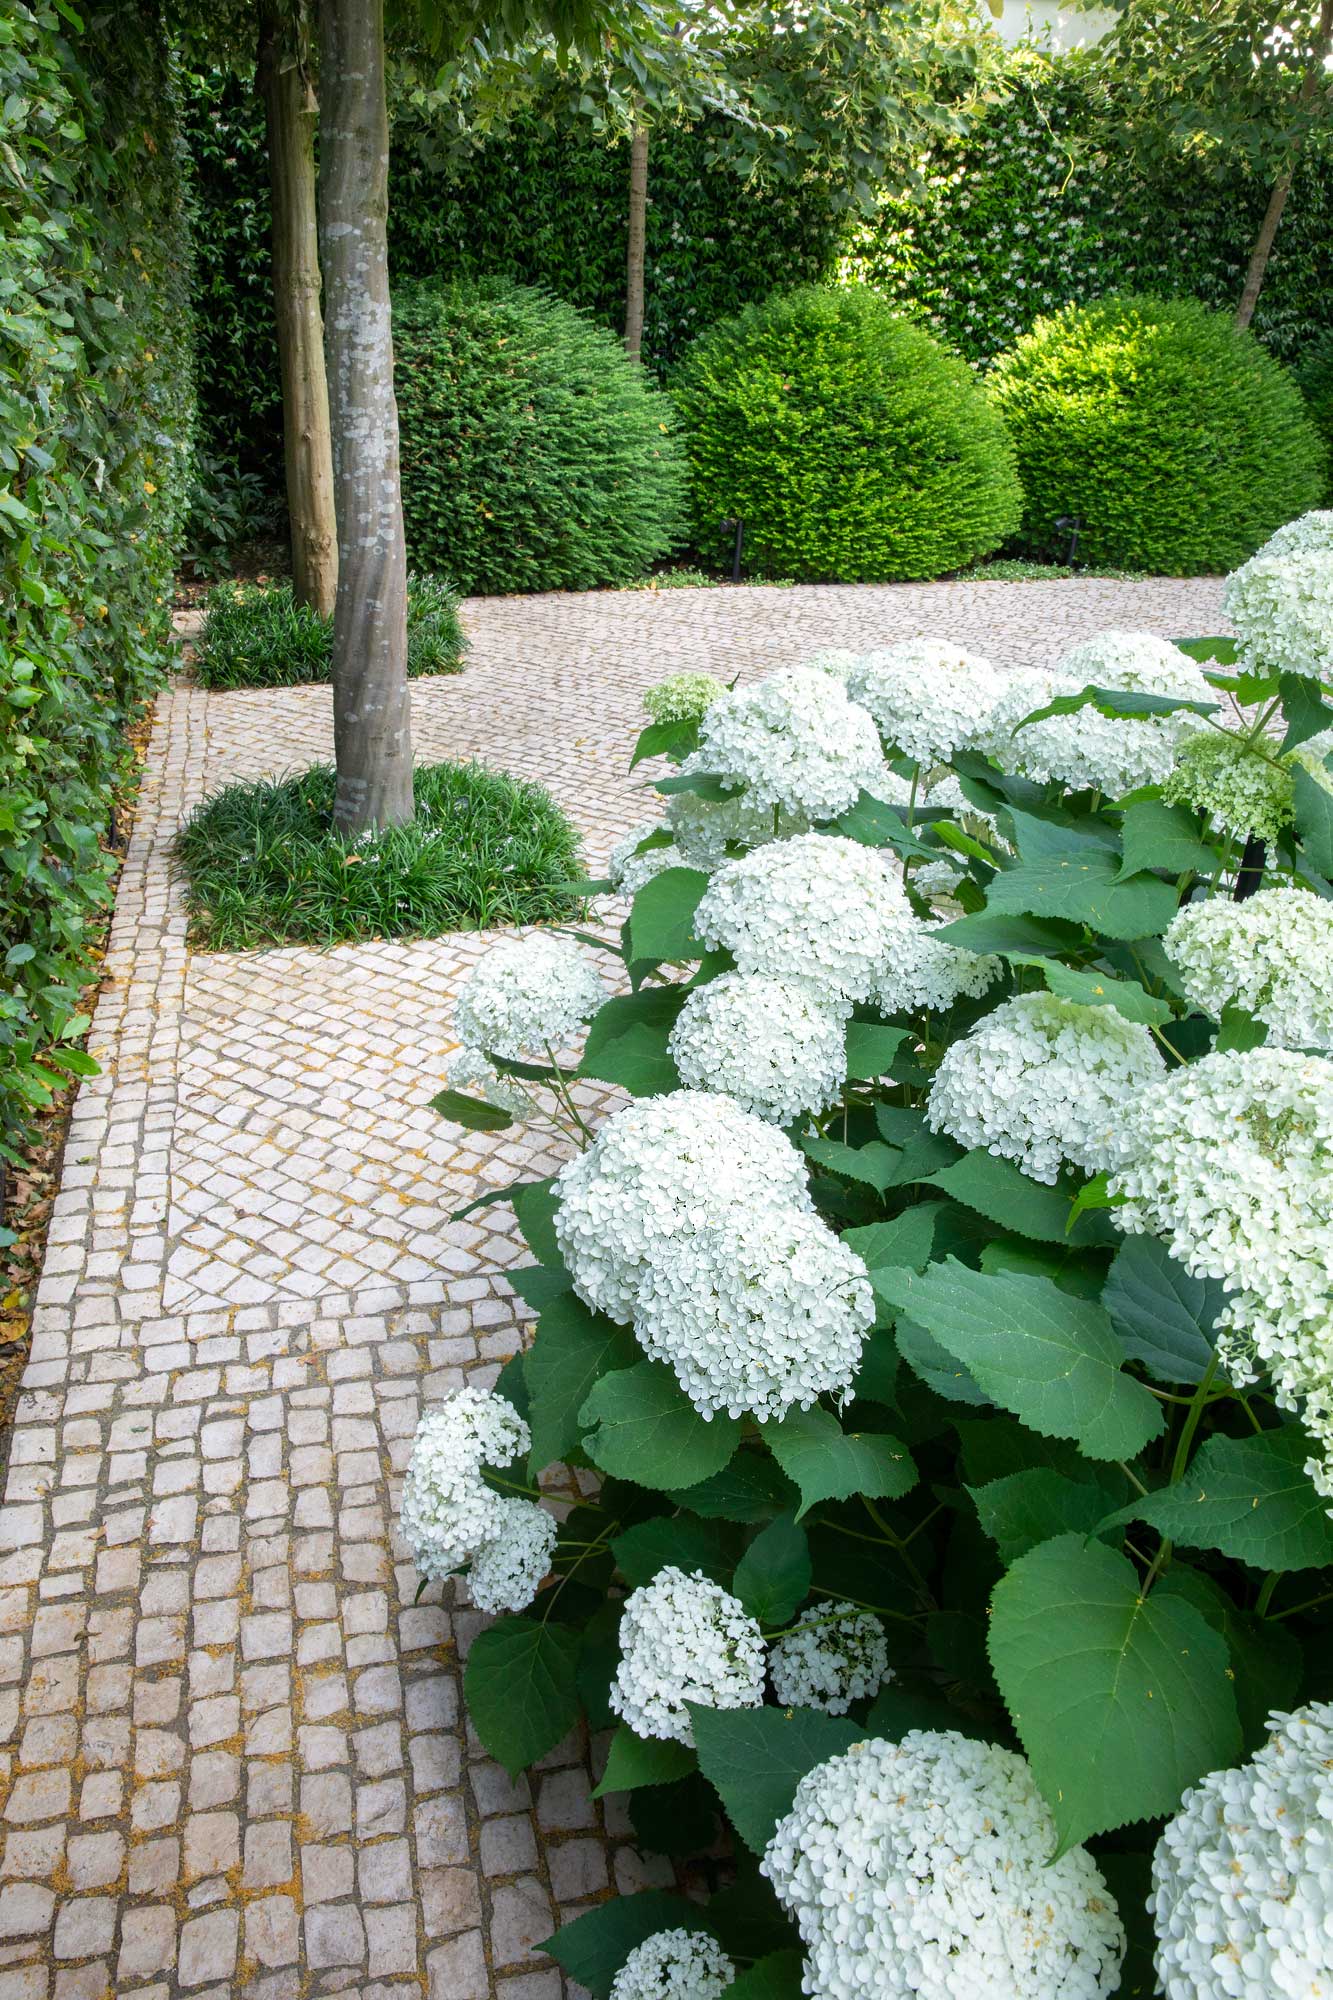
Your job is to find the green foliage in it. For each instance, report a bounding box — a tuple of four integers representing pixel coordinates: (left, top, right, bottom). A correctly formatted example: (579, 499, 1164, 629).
(1295, 330, 1333, 496)
(989, 292, 1326, 573)
(394, 278, 688, 594)
(193, 576, 467, 689)
(179, 47, 1333, 548)
(672, 285, 1023, 582)
(1, 2, 192, 1162)
(177, 66, 841, 488)
(989, 1534, 1241, 1851)
(856, 51, 1333, 368)
(174, 763, 583, 950)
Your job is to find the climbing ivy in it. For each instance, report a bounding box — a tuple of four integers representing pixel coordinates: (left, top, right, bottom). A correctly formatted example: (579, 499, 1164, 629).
(0, 1, 193, 1164)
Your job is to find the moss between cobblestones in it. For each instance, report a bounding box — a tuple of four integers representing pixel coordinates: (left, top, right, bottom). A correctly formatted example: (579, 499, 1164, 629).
(176, 763, 584, 951)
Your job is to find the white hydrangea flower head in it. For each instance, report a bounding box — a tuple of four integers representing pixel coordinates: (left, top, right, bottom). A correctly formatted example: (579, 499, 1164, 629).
(694, 665, 885, 820)
(553, 1090, 813, 1323)
(453, 934, 604, 1061)
(927, 992, 1164, 1183)
(1105, 1049, 1333, 1491)
(1254, 509, 1333, 562)
(467, 1498, 558, 1616)
(913, 855, 969, 908)
(664, 778, 808, 870)
(1165, 886, 1333, 1049)
(611, 1568, 765, 1745)
(631, 1205, 874, 1421)
(984, 634, 1209, 795)
(668, 971, 849, 1125)
(762, 1732, 1125, 2000)
(695, 835, 915, 1002)
(804, 647, 861, 681)
(1224, 550, 1333, 679)
(874, 920, 1003, 1015)
(644, 672, 726, 724)
(399, 1389, 529, 1580)
(1162, 728, 1296, 843)
(767, 1604, 892, 1715)
(610, 1929, 735, 2000)
(1151, 1701, 1333, 2000)
(608, 822, 686, 897)
(845, 641, 1004, 767)
(1055, 628, 1213, 701)
(444, 1046, 536, 1121)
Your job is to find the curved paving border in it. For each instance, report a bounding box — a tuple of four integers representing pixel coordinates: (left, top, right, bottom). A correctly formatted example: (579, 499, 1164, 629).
(0, 577, 1226, 1998)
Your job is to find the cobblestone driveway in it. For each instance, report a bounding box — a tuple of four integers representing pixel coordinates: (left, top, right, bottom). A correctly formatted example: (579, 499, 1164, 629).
(0, 578, 1225, 1998)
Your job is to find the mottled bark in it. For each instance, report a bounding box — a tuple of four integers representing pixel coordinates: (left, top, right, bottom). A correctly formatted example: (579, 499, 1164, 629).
(1235, 0, 1333, 332)
(624, 123, 649, 363)
(318, 0, 413, 832)
(258, 0, 337, 616)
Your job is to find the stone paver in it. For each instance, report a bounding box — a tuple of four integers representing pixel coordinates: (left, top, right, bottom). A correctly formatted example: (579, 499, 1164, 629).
(0, 578, 1225, 1993)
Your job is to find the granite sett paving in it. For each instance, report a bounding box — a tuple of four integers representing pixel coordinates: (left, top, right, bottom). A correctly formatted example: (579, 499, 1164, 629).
(0, 576, 1226, 1995)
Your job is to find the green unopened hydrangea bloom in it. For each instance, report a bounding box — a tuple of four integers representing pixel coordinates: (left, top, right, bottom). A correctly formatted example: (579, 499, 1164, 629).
(1162, 731, 1295, 843)
(644, 673, 725, 725)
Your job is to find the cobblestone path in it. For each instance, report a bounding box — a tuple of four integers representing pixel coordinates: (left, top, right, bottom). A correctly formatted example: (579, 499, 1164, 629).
(0, 578, 1225, 1998)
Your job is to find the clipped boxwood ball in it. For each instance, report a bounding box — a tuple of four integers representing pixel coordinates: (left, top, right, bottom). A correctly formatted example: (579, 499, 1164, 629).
(670, 284, 1023, 582)
(989, 293, 1326, 575)
(394, 278, 688, 594)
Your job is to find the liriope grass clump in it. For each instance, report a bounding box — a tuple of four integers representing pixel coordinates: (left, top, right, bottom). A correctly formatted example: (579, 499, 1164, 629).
(175, 762, 582, 950)
(192, 574, 467, 689)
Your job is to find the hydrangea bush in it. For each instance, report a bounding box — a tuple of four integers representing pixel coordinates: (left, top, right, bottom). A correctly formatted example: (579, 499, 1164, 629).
(417, 514, 1333, 2000)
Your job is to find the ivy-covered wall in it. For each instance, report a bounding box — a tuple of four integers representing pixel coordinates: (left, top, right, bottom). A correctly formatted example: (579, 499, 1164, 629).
(852, 56, 1332, 367)
(0, 1, 193, 1163)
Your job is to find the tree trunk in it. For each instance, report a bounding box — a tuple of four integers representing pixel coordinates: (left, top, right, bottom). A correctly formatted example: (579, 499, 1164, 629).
(624, 122, 649, 363)
(257, 0, 337, 617)
(317, 0, 414, 833)
(1235, 170, 1295, 332)
(1235, 0, 1333, 331)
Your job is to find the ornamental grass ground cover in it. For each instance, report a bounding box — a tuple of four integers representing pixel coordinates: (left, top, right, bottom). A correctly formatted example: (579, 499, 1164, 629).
(413, 509, 1333, 2000)
(174, 762, 583, 950)
(192, 573, 467, 689)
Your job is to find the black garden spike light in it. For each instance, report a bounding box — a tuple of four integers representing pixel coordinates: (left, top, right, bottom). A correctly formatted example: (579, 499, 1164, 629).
(1054, 513, 1082, 568)
(720, 516, 745, 584)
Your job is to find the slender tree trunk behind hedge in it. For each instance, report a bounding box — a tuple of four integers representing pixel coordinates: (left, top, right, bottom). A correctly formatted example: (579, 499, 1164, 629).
(317, 0, 414, 834)
(1235, 0, 1332, 331)
(624, 123, 649, 363)
(257, 0, 337, 617)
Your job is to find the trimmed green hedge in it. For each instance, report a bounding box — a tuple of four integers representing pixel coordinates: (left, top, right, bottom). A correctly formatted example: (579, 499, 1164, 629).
(672, 285, 1023, 582)
(1296, 332, 1333, 497)
(989, 293, 1326, 575)
(394, 279, 688, 595)
(1, 3, 192, 1165)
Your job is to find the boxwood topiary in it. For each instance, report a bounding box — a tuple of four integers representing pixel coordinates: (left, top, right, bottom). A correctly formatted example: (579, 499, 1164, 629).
(669, 284, 1024, 583)
(394, 278, 688, 595)
(989, 293, 1326, 574)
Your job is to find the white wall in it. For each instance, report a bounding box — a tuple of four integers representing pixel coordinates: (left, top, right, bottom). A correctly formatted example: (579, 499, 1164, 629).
(986, 0, 1117, 48)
